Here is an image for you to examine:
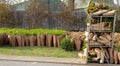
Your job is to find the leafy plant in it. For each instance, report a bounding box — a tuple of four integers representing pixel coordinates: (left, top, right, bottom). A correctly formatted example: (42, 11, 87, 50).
(87, 1, 110, 13)
(60, 38, 74, 51)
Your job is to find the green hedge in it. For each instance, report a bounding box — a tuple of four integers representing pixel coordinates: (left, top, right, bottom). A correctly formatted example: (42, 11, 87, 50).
(0, 28, 67, 36)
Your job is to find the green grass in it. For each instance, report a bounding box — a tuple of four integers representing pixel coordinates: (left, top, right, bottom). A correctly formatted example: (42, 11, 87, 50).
(0, 46, 77, 58)
(0, 28, 67, 36)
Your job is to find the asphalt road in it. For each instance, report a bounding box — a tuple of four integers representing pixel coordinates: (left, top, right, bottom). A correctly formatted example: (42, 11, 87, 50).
(0, 60, 119, 66)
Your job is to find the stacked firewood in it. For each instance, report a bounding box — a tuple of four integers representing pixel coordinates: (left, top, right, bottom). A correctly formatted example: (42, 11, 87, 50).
(88, 33, 120, 64)
(89, 33, 111, 46)
(90, 10, 116, 31)
(89, 48, 110, 64)
(89, 33, 111, 64)
(89, 47, 120, 64)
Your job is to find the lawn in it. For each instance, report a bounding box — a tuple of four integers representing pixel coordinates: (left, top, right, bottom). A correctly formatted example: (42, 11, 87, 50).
(0, 46, 77, 58)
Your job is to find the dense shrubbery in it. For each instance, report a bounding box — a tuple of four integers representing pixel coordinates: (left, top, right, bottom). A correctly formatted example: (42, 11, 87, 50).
(60, 38, 74, 51)
(0, 28, 66, 36)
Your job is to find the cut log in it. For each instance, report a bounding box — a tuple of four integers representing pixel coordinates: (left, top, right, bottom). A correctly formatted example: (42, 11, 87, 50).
(92, 34, 97, 41)
(118, 52, 120, 63)
(114, 50, 119, 64)
(100, 49, 105, 64)
(104, 49, 110, 59)
(97, 39, 111, 46)
(90, 33, 94, 40)
(99, 36, 109, 42)
(94, 48, 101, 60)
(108, 48, 114, 64)
(89, 49, 96, 55)
(93, 10, 108, 16)
(103, 10, 116, 16)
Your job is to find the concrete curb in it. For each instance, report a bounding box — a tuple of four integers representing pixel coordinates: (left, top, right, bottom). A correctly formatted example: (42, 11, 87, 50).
(0, 54, 86, 65)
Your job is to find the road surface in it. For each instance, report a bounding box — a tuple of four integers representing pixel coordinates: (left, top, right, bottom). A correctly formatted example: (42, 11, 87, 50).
(0, 60, 119, 66)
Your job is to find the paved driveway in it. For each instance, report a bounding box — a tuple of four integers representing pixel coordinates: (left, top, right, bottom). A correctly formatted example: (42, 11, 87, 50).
(0, 60, 119, 66)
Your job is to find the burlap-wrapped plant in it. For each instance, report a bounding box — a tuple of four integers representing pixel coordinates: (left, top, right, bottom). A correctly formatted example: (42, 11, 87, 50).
(8, 35, 17, 47)
(0, 34, 9, 46)
(24, 36, 29, 46)
(56, 36, 60, 47)
(53, 35, 57, 47)
(21, 35, 25, 47)
(29, 36, 37, 46)
(16, 35, 22, 47)
(46, 34, 53, 47)
(40, 35, 45, 46)
(37, 34, 41, 46)
(74, 38, 82, 51)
